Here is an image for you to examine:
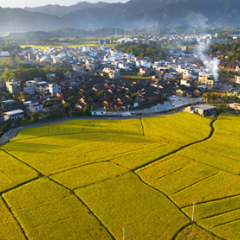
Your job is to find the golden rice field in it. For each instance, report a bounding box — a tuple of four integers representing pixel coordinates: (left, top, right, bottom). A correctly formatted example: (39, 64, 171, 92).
(0, 112, 239, 239)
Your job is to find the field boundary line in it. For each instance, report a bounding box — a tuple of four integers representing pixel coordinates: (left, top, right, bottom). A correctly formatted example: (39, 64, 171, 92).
(181, 193, 240, 209)
(194, 223, 226, 240)
(132, 171, 191, 221)
(201, 207, 240, 221)
(0, 177, 39, 197)
(1, 149, 45, 177)
(133, 171, 225, 240)
(72, 172, 130, 191)
(1, 196, 30, 240)
(171, 223, 192, 240)
(47, 177, 116, 240)
(173, 223, 225, 240)
(132, 119, 215, 172)
(180, 146, 240, 174)
(155, 163, 194, 181)
(170, 172, 219, 196)
(214, 218, 240, 228)
(49, 143, 160, 176)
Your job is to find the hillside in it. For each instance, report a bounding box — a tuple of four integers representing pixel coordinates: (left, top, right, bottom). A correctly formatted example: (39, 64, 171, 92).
(0, 113, 240, 239)
(4, 27, 122, 40)
(1, 0, 240, 32)
(0, 7, 79, 32)
(63, 0, 240, 28)
(24, 1, 110, 17)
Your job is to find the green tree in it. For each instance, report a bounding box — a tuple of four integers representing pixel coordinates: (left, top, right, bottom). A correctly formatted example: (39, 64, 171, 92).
(211, 114, 216, 120)
(46, 102, 53, 107)
(131, 93, 138, 100)
(222, 94, 229, 103)
(10, 54, 16, 61)
(17, 92, 25, 101)
(31, 112, 39, 122)
(96, 90, 106, 96)
(63, 103, 71, 112)
(83, 106, 91, 116)
(67, 96, 77, 107)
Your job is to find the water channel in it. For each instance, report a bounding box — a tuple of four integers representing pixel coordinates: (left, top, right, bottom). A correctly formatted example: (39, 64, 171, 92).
(131, 99, 172, 112)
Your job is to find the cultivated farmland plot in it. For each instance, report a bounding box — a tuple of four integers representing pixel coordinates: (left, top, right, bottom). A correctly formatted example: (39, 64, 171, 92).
(0, 113, 239, 239)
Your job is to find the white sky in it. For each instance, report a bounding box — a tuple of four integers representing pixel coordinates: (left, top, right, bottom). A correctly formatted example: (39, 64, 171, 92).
(0, 0, 129, 8)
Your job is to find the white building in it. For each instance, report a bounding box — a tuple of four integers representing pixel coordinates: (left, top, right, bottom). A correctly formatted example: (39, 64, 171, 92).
(36, 81, 48, 92)
(6, 79, 21, 94)
(3, 110, 24, 121)
(29, 103, 43, 113)
(49, 84, 61, 97)
(23, 80, 37, 95)
(91, 107, 106, 116)
(82, 46, 90, 52)
(0, 51, 10, 57)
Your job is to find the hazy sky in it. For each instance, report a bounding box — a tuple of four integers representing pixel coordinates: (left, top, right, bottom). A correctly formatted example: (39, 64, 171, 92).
(1, 0, 129, 8)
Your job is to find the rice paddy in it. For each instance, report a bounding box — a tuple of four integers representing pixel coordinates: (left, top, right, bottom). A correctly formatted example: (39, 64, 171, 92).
(0, 112, 239, 239)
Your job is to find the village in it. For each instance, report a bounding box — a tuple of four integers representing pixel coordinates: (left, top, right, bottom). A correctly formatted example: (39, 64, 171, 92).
(0, 33, 240, 126)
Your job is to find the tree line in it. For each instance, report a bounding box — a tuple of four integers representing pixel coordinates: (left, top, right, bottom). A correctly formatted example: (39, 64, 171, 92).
(0, 41, 21, 51)
(1, 65, 72, 83)
(210, 42, 240, 60)
(117, 43, 167, 59)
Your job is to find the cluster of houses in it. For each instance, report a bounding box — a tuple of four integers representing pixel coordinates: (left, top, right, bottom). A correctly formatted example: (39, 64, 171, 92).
(0, 36, 230, 122)
(117, 33, 232, 45)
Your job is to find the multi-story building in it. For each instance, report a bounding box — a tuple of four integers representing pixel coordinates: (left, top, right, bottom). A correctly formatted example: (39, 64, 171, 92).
(49, 84, 61, 97)
(0, 80, 6, 90)
(198, 72, 218, 90)
(29, 102, 43, 113)
(108, 69, 121, 79)
(23, 80, 37, 95)
(6, 79, 21, 94)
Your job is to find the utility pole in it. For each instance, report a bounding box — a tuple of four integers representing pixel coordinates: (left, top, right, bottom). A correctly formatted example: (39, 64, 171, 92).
(192, 201, 195, 222)
(123, 228, 125, 240)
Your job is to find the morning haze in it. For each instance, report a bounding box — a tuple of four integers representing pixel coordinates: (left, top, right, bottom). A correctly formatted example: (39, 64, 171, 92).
(0, 0, 239, 240)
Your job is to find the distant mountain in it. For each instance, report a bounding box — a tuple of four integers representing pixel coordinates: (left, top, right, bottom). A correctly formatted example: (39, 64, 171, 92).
(24, 1, 110, 17)
(133, 0, 240, 25)
(63, 0, 240, 28)
(5, 28, 121, 39)
(2, 0, 240, 33)
(0, 7, 79, 32)
(63, 0, 185, 28)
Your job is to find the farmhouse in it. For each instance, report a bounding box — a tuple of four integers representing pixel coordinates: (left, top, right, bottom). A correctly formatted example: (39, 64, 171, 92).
(185, 104, 216, 116)
(3, 109, 24, 121)
(91, 107, 106, 116)
(230, 103, 240, 110)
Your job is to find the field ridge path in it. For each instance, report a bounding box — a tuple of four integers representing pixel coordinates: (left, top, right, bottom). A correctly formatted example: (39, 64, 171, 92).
(133, 119, 216, 172)
(48, 177, 116, 240)
(132, 171, 226, 240)
(1, 196, 30, 240)
(1, 149, 44, 177)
